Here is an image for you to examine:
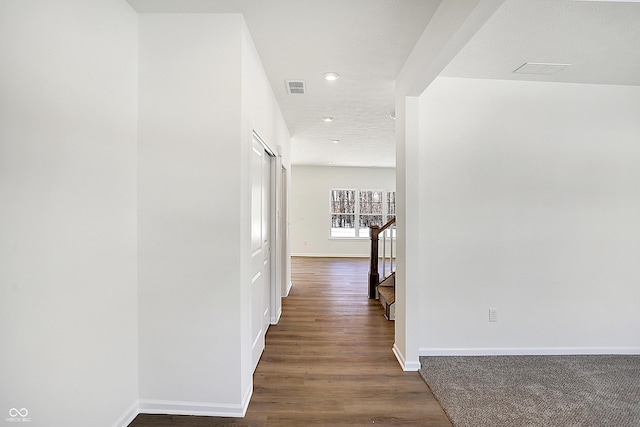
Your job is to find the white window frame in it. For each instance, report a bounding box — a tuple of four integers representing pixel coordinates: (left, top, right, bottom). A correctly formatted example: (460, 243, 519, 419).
(329, 188, 357, 238)
(329, 188, 396, 239)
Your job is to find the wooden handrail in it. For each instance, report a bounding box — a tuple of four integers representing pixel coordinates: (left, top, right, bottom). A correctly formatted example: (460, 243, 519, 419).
(368, 218, 396, 298)
(377, 217, 396, 234)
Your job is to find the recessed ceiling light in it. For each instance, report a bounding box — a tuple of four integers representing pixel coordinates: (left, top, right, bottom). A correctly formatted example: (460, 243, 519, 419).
(323, 72, 340, 81)
(328, 162, 334, 165)
(331, 139, 340, 144)
(322, 116, 334, 122)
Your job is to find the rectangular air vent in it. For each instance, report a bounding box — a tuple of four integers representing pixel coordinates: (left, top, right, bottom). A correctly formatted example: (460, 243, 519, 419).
(286, 80, 305, 94)
(513, 62, 571, 75)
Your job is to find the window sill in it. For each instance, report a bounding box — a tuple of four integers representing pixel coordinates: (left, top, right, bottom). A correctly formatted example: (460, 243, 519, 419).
(328, 237, 370, 241)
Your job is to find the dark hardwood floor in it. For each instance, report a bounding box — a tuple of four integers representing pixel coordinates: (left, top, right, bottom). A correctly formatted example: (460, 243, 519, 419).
(130, 257, 451, 426)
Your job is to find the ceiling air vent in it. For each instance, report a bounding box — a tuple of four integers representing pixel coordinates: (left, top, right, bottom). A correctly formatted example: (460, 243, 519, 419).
(513, 62, 571, 75)
(286, 80, 305, 95)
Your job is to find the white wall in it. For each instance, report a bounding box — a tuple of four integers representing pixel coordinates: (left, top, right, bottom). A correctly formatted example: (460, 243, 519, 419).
(240, 20, 292, 399)
(137, 13, 244, 414)
(0, 1, 139, 426)
(393, 0, 504, 370)
(137, 13, 291, 417)
(290, 166, 395, 257)
(0, 4, 290, 423)
(417, 77, 640, 355)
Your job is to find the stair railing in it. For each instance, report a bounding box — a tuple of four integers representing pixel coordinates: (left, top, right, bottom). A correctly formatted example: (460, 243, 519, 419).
(368, 217, 396, 299)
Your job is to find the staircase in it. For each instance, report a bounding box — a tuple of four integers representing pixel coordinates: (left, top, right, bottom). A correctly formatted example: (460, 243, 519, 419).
(376, 272, 395, 320)
(368, 218, 396, 320)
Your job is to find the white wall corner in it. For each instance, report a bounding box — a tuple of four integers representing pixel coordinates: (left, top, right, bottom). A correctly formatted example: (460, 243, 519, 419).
(112, 401, 140, 427)
(396, 0, 505, 97)
(393, 343, 421, 371)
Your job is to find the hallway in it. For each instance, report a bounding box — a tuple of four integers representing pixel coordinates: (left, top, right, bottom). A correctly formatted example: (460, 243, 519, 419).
(130, 257, 451, 426)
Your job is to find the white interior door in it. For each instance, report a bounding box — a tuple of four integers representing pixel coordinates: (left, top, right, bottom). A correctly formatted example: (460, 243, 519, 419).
(251, 134, 274, 371)
(261, 144, 272, 336)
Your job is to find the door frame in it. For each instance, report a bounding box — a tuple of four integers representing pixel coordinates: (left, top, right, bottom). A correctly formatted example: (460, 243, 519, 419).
(252, 130, 282, 325)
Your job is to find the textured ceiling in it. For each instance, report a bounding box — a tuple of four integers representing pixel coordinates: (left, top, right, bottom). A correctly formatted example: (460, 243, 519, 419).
(441, 0, 640, 86)
(128, 0, 640, 167)
(127, 0, 441, 168)
(245, 0, 442, 168)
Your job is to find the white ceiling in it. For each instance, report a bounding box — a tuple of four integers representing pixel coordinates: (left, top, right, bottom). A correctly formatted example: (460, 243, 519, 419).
(128, 0, 441, 168)
(128, 0, 640, 168)
(442, 0, 640, 86)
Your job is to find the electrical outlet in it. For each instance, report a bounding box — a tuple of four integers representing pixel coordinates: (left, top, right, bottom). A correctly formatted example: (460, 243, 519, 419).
(489, 308, 498, 322)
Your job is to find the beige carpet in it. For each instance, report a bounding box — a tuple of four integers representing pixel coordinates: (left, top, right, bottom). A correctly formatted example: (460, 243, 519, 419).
(419, 355, 640, 427)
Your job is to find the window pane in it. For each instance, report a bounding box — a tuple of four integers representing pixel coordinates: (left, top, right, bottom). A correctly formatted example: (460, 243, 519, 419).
(358, 214, 384, 237)
(360, 190, 383, 214)
(331, 214, 356, 237)
(387, 191, 396, 215)
(330, 189, 356, 214)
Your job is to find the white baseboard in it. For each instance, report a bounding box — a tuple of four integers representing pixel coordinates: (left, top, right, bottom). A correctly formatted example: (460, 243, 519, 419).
(419, 347, 640, 357)
(139, 388, 252, 418)
(241, 384, 253, 416)
(392, 343, 421, 371)
(112, 401, 139, 427)
(291, 253, 369, 258)
(271, 307, 282, 324)
(284, 281, 293, 296)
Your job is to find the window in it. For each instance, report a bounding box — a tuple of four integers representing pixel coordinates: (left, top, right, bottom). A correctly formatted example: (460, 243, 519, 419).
(330, 189, 356, 237)
(358, 190, 383, 237)
(387, 191, 395, 222)
(330, 189, 395, 238)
